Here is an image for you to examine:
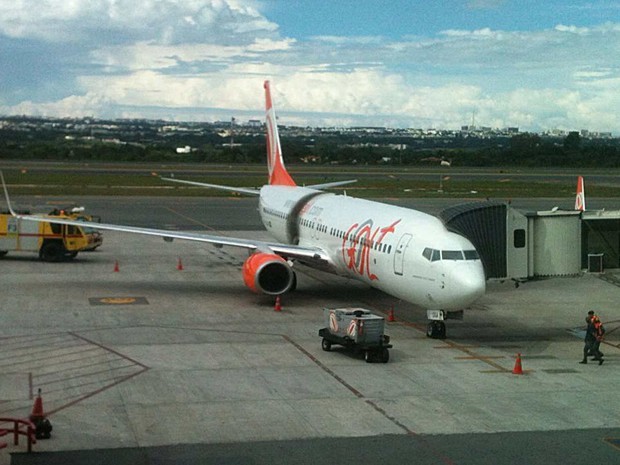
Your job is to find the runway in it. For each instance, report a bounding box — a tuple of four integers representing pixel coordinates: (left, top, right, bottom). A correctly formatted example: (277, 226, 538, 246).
(1, 196, 620, 464)
(9, 194, 620, 231)
(5, 160, 620, 189)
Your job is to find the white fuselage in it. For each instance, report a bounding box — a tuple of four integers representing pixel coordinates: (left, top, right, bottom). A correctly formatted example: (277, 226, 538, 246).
(259, 185, 486, 310)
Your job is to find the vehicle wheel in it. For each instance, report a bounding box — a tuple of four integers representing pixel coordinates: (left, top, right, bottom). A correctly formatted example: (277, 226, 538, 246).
(426, 321, 446, 339)
(380, 348, 390, 363)
(39, 242, 65, 262)
(0, 250, 7, 258)
(365, 350, 372, 363)
(321, 338, 331, 351)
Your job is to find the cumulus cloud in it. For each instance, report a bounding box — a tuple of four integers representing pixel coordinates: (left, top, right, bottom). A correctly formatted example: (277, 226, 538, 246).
(2, 0, 620, 133)
(0, 0, 277, 44)
(88, 37, 296, 73)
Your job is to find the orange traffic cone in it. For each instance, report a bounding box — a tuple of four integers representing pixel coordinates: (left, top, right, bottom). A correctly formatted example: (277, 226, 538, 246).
(512, 353, 523, 375)
(113, 260, 120, 272)
(29, 388, 52, 439)
(387, 307, 395, 322)
(29, 389, 44, 422)
(177, 258, 184, 271)
(274, 296, 282, 312)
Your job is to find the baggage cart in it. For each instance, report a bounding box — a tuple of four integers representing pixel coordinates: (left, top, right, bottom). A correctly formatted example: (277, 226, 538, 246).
(319, 308, 392, 363)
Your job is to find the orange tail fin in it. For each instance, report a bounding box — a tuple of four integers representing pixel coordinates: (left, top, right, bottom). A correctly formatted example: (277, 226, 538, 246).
(264, 81, 296, 186)
(575, 176, 585, 211)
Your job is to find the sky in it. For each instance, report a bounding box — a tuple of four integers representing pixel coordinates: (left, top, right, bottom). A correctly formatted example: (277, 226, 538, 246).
(1, 0, 620, 133)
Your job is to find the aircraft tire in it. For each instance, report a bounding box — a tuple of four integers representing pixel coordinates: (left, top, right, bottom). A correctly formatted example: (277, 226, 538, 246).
(39, 242, 65, 262)
(426, 321, 446, 339)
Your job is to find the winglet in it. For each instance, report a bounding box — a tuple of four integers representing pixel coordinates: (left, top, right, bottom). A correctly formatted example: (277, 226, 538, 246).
(575, 175, 585, 211)
(0, 171, 17, 216)
(264, 81, 296, 187)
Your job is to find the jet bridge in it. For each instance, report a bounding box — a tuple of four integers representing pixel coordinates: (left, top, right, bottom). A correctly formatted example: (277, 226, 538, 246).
(439, 202, 509, 280)
(439, 202, 584, 281)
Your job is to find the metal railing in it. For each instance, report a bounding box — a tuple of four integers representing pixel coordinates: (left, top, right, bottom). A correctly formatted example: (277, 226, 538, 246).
(0, 418, 37, 453)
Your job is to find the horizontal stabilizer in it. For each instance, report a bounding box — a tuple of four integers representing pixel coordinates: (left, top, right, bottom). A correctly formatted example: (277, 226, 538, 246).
(160, 176, 260, 196)
(305, 179, 357, 190)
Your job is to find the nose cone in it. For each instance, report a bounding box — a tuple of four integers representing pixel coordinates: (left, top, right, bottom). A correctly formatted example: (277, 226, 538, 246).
(442, 263, 485, 309)
(453, 264, 486, 306)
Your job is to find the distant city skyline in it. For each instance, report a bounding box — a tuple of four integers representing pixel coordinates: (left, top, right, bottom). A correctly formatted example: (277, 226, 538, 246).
(1, 1, 620, 134)
(4, 114, 616, 142)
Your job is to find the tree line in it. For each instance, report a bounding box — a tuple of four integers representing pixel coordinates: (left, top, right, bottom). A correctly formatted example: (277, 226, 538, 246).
(1, 130, 620, 167)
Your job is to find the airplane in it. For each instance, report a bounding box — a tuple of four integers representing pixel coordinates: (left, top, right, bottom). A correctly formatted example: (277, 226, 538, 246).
(1, 81, 486, 339)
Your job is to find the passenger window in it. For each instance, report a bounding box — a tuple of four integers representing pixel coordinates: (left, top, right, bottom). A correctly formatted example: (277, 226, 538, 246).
(442, 250, 464, 260)
(514, 229, 526, 248)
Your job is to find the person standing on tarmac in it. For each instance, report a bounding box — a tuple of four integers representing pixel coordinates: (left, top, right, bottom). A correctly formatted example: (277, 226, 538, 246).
(580, 314, 598, 365)
(591, 316, 605, 365)
(585, 310, 595, 357)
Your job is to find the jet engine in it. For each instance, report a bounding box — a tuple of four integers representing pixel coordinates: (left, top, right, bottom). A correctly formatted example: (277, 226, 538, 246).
(242, 252, 294, 295)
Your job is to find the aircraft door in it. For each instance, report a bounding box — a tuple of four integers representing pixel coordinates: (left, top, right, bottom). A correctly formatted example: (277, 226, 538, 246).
(393, 233, 412, 276)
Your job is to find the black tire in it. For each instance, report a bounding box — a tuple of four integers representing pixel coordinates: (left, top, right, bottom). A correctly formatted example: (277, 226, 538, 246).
(321, 338, 331, 351)
(380, 348, 390, 363)
(426, 321, 446, 339)
(365, 350, 372, 363)
(39, 242, 65, 262)
(0, 250, 7, 258)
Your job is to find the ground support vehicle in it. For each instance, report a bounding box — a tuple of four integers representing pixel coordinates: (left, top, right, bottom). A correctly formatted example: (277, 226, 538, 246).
(49, 207, 103, 251)
(0, 212, 97, 262)
(319, 308, 392, 363)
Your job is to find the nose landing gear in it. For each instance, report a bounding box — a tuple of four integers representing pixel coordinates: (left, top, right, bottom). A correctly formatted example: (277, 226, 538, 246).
(426, 309, 462, 339)
(426, 320, 446, 339)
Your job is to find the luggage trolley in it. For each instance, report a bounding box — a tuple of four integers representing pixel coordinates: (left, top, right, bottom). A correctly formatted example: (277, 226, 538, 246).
(319, 308, 392, 363)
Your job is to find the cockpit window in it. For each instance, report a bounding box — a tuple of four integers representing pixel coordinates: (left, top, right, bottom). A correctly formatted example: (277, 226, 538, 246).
(442, 250, 464, 260)
(424, 248, 479, 261)
(423, 248, 441, 261)
(464, 250, 480, 260)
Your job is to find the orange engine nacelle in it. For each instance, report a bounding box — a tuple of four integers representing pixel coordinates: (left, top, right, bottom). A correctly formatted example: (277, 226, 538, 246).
(242, 252, 294, 295)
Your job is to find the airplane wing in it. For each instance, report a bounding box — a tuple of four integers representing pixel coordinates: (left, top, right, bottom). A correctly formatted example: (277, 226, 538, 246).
(1, 172, 332, 267)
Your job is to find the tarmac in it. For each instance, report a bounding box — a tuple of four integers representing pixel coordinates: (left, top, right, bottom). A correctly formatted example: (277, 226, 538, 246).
(1, 196, 619, 464)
